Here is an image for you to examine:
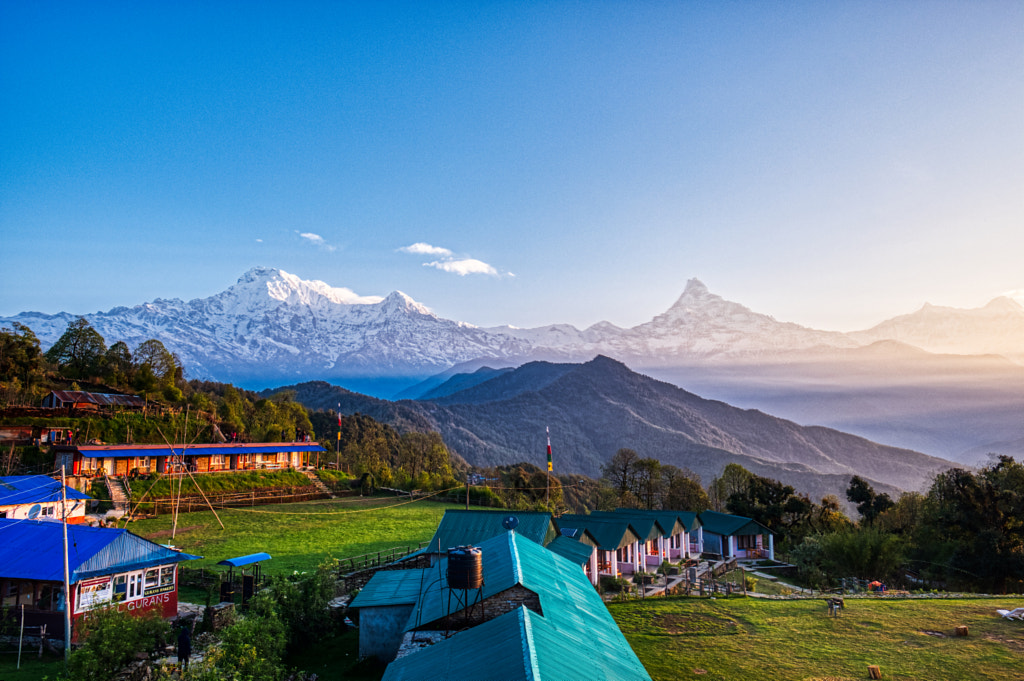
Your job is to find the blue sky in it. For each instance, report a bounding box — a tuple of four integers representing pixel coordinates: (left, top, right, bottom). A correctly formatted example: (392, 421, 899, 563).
(2, 1, 1022, 331)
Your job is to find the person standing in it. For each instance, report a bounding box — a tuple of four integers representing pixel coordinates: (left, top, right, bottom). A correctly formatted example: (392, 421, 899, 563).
(177, 624, 192, 671)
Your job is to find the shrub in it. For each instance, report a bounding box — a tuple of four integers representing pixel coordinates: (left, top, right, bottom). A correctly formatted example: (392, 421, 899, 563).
(66, 607, 170, 681)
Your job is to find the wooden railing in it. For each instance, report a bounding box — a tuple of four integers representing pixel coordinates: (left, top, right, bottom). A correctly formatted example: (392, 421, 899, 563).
(338, 543, 430, 573)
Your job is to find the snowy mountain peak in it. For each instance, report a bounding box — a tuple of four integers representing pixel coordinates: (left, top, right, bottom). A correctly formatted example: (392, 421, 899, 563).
(381, 291, 434, 317)
(231, 267, 384, 307)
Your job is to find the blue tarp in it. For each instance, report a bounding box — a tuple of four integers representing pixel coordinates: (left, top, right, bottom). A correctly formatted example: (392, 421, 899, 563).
(0, 519, 201, 583)
(0, 475, 91, 506)
(218, 552, 272, 567)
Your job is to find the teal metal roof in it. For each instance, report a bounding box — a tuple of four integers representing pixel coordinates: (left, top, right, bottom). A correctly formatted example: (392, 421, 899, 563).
(545, 535, 594, 566)
(698, 510, 773, 537)
(384, 605, 651, 681)
(588, 511, 665, 541)
(556, 514, 641, 551)
(351, 569, 429, 608)
(385, 530, 651, 680)
(613, 508, 697, 535)
(424, 510, 557, 552)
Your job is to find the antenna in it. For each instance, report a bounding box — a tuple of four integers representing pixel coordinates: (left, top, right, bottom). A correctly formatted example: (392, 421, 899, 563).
(27, 504, 41, 520)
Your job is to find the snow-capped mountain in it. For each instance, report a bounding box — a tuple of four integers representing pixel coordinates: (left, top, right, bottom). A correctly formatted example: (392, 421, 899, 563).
(850, 296, 1024, 363)
(4, 267, 1023, 391)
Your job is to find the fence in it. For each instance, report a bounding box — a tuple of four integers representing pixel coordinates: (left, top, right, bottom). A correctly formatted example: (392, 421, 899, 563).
(131, 486, 328, 515)
(338, 543, 431, 574)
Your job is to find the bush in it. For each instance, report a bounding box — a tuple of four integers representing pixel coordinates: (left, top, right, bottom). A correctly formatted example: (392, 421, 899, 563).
(66, 607, 170, 681)
(600, 575, 632, 593)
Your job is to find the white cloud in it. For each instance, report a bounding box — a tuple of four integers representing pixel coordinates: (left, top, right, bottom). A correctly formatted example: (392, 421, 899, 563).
(298, 232, 336, 252)
(256, 238, 263, 243)
(400, 242, 452, 256)
(426, 258, 498, 276)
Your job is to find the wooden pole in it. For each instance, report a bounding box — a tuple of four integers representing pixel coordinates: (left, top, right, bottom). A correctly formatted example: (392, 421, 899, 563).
(60, 465, 71, 667)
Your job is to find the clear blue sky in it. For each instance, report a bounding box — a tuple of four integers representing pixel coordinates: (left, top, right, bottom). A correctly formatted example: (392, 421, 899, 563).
(2, 1, 1022, 331)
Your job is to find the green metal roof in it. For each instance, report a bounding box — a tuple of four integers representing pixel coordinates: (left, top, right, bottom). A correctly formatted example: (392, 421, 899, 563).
(350, 569, 429, 609)
(588, 511, 666, 541)
(424, 510, 557, 553)
(557, 514, 641, 551)
(384, 530, 651, 680)
(698, 510, 773, 537)
(613, 508, 699, 535)
(545, 535, 595, 566)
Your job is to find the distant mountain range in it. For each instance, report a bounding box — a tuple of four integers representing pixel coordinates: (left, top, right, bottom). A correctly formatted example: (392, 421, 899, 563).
(274, 356, 953, 502)
(4, 266, 1023, 463)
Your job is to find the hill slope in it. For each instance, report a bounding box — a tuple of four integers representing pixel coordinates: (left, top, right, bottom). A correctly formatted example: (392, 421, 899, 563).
(281, 357, 953, 501)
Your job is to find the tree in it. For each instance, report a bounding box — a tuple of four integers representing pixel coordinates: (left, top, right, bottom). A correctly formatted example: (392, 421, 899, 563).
(133, 339, 180, 382)
(918, 457, 1024, 592)
(601, 448, 639, 498)
(633, 457, 663, 509)
(661, 465, 709, 511)
(708, 463, 753, 511)
(45, 317, 106, 378)
(102, 341, 133, 384)
(846, 476, 894, 525)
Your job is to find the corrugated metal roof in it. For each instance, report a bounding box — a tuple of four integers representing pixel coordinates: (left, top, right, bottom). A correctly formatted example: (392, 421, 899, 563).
(423, 510, 557, 552)
(545, 535, 594, 566)
(698, 510, 773, 537)
(556, 514, 641, 551)
(588, 511, 665, 541)
(351, 569, 429, 608)
(218, 552, 272, 567)
(613, 508, 697, 535)
(383, 608, 535, 681)
(385, 532, 651, 680)
(46, 391, 147, 408)
(0, 475, 91, 506)
(0, 519, 200, 582)
(76, 442, 325, 458)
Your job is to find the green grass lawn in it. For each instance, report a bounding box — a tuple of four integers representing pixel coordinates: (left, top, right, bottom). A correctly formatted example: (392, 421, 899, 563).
(609, 596, 1024, 681)
(0, 649, 64, 681)
(123, 495, 470, 575)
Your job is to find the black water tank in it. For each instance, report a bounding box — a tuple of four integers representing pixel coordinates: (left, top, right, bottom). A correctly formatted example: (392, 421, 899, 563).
(447, 546, 483, 590)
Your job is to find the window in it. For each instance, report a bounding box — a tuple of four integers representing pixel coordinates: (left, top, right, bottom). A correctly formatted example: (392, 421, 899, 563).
(145, 569, 159, 589)
(160, 566, 175, 587)
(737, 534, 759, 550)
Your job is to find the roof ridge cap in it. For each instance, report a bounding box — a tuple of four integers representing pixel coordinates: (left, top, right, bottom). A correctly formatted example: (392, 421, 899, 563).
(519, 607, 541, 680)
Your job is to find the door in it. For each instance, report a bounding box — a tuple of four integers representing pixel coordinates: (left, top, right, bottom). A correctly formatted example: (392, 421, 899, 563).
(116, 458, 128, 476)
(127, 571, 143, 600)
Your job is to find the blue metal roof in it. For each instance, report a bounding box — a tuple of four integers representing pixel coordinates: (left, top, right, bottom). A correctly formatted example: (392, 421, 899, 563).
(75, 442, 325, 458)
(0, 519, 201, 583)
(0, 475, 91, 506)
(217, 552, 272, 567)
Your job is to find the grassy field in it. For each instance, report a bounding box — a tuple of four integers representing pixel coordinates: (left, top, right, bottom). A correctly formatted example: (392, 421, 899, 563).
(609, 595, 1024, 681)
(123, 494, 468, 575)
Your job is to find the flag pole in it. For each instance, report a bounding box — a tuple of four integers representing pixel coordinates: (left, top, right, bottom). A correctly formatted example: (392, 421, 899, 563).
(546, 427, 552, 507)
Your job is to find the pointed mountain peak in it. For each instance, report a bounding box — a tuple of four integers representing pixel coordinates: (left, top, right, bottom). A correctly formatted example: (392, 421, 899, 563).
(237, 266, 282, 284)
(683, 278, 709, 295)
(381, 290, 434, 316)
